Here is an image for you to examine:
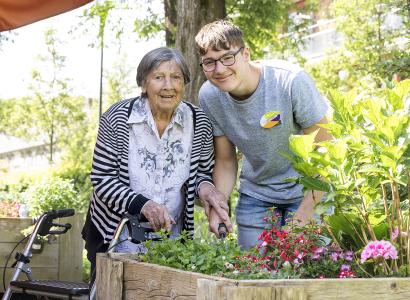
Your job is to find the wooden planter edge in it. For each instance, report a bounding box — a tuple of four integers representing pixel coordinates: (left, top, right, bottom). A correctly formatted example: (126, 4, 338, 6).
(96, 253, 410, 300)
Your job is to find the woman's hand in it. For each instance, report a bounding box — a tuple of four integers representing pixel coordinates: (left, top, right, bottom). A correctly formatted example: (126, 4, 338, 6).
(140, 200, 175, 232)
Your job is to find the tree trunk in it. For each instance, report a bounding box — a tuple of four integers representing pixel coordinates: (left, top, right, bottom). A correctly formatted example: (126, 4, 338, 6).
(164, 0, 177, 46)
(175, 0, 225, 105)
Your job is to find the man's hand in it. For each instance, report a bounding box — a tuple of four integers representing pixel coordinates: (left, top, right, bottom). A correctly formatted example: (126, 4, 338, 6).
(293, 201, 314, 226)
(198, 182, 229, 219)
(140, 200, 175, 232)
(208, 207, 233, 238)
(293, 190, 322, 226)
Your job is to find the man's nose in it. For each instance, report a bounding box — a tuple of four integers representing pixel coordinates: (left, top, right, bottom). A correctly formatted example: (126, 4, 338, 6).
(214, 60, 225, 73)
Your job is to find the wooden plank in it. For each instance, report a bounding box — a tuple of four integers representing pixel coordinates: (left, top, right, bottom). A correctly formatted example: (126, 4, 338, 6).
(197, 279, 237, 300)
(0, 242, 59, 267)
(275, 287, 307, 300)
(237, 278, 410, 299)
(197, 280, 306, 300)
(121, 260, 234, 300)
(225, 286, 275, 300)
(0, 267, 58, 293)
(0, 217, 34, 242)
(58, 214, 84, 281)
(96, 254, 123, 300)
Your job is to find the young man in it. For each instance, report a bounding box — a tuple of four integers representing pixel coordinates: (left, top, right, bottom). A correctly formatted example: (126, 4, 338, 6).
(195, 20, 332, 250)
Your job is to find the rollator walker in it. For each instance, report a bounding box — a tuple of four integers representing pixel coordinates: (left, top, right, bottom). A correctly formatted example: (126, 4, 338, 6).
(2, 209, 155, 300)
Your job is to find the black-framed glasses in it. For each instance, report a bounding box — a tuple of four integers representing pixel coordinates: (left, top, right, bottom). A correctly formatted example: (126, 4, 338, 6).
(200, 47, 244, 72)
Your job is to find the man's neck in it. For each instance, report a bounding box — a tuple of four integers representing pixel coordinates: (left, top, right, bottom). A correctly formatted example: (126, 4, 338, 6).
(229, 62, 262, 101)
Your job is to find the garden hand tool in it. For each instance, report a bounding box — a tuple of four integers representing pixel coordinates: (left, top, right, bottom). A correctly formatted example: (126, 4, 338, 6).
(218, 223, 227, 241)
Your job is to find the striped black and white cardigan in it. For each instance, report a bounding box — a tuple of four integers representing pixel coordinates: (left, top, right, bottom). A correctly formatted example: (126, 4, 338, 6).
(89, 97, 214, 243)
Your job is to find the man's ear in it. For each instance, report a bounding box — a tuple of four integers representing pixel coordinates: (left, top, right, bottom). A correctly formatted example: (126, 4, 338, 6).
(242, 47, 251, 61)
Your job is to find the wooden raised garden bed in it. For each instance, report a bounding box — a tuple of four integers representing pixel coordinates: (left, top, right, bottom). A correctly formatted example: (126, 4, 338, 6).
(0, 213, 84, 292)
(96, 253, 410, 300)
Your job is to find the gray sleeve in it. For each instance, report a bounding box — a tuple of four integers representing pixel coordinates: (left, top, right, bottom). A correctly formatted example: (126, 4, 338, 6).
(291, 71, 328, 129)
(198, 87, 225, 136)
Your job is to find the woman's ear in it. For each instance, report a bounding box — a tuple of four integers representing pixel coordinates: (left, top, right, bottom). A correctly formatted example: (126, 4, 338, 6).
(141, 82, 147, 94)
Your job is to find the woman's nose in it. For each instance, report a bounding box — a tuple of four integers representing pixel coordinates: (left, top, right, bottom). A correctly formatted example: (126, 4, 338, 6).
(163, 76, 172, 88)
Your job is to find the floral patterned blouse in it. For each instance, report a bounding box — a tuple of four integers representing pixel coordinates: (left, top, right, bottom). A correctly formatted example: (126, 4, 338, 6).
(118, 97, 193, 249)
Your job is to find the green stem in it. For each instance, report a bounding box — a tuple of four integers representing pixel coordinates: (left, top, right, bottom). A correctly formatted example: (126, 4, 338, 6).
(322, 216, 342, 249)
(406, 173, 410, 267)
(391, 182, 404, 266)
(381, 184, 394, 243)
(341, 211, 366, 246)
(352, 173, 377, 241)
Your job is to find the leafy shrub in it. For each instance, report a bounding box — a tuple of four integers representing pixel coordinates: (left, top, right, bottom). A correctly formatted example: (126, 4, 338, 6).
(286, 80, 410, 276)
(0, 200, 20, 217)
(27, 176, 84, 216)
(53, 164, 92, 213)
(0, 181, 30, 217)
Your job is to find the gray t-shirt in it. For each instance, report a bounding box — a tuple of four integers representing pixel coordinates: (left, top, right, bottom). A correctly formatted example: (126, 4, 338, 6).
(199, 60, 328, 204)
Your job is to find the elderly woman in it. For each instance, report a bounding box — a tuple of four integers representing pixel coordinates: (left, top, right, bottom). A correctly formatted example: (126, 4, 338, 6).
(82, 47, 231, 280)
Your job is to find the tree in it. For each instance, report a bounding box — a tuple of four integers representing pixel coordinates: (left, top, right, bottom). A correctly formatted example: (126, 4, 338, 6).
(105, 55, 134, 107)
(164, 0, 177, 46)
(0, 28, 86, 164)
(95, 0, 312, 104)
(306, 0, 409, 93)
(175, 0, 226, 104)
(81, 0, 116, 118)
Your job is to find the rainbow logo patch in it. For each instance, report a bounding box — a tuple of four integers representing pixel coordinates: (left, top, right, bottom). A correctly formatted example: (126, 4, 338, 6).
(260, 111, 281, 128)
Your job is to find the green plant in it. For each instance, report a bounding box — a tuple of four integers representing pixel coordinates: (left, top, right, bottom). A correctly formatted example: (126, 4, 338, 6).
(0, 200, 20, 217)
(306, 0, 409, 92)
(139, 231, 243, 275)
(285, 80, 410, 276)
(53, 165, 92, 213)
(27, 176, 84, 216)
(226, 209, 364, 279)
(139, 210, 365, 279)
(82, 249, 91, 283)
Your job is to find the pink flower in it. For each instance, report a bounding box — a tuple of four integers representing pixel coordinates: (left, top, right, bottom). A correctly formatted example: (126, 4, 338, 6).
(330, 252, 339, 261)
(311, 253, 321, 260)
(310, 247, 326, 260)
(344, 251, 354, 261)
(392, 227, 399, 241)
(360, 240, 398, 264)
(340, 264, 351, 272)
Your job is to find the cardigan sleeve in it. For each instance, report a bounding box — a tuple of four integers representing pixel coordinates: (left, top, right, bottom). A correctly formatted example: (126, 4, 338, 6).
(90, 113, 150, 215)
(194, 113, 215, 197)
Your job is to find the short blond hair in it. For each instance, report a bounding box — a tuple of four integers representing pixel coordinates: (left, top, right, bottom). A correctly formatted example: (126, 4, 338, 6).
(195, 20, 245, 55)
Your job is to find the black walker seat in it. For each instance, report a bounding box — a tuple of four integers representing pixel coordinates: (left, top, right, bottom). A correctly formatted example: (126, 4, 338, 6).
(10, 280, 89, 299)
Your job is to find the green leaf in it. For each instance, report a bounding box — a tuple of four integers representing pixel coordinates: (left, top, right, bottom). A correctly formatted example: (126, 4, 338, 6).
(315, 201, 334, 216)
(289, 134, 315, 160)
(292, 162, 317, 177)
(386, 89, 404, 111)
(380, 154, 397, 170)
(392, 79, 410, 106)
(327, 140, 348, 163)
(299, 177, 331, 192)
(357, 164, 385, 174)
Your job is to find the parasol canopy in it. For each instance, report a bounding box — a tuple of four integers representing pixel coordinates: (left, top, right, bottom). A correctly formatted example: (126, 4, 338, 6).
(0, 0, 93, 32)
